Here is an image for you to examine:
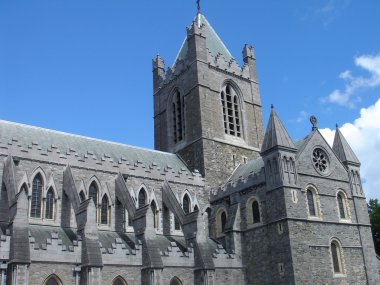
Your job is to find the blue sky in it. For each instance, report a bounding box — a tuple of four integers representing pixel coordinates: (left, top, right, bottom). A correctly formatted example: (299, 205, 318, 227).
(1, 0, 380, 199)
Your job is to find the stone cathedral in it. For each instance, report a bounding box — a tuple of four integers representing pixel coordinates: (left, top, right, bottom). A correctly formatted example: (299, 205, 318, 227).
(0, 8, 379, 285)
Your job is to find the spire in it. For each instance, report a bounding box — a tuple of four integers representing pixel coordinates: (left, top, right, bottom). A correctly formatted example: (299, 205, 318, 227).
(332, 125, 360, 166)
(261, 106, 296, 154)
(197, 0, 201, 13)
(173, 13, 234, 65)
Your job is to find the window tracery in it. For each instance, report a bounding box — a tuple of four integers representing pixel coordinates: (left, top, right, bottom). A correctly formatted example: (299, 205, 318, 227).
(221, 83, 241, 137)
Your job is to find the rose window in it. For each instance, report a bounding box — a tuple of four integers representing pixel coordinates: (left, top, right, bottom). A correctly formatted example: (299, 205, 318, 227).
(312, 148, 329, 174)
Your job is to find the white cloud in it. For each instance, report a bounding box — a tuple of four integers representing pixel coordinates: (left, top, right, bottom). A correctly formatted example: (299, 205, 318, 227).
(323, 53, 380, 108)
(320, 98, 380, 200)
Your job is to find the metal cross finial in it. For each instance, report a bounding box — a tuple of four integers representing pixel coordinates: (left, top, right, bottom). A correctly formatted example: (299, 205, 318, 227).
(197, 0, 201, 12)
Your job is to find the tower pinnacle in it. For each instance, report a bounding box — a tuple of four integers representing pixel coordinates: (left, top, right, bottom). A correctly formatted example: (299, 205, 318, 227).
(197, 0, 201, 13)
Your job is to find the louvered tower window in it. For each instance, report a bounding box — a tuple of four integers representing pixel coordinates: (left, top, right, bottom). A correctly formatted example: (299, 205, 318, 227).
(30, 174, 43, 218)
(45, 187, 55, 219)
(172, 90, 185, 144)
(221, 84, 241, 137)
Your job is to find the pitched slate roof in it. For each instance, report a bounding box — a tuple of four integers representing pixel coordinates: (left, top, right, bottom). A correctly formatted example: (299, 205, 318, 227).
(332, 127, 360, 165)
(0, 120, 191, 174)
(261, 107, 295, 153)
(174, 13, 234, 64)
(228, 157, 264, 183)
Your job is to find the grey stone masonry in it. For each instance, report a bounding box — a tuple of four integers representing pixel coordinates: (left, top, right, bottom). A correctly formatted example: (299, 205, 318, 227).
(0, 6, 378, 285)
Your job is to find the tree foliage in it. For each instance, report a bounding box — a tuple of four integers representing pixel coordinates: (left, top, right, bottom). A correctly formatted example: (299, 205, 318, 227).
(368, 199, 380, 255)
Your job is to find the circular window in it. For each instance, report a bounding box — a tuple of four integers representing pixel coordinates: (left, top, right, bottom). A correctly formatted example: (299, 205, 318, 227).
(312, 148, 330, 175)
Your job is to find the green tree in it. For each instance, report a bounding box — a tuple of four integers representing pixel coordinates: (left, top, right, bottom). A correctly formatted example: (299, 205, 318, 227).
(368, 199, 380, 254)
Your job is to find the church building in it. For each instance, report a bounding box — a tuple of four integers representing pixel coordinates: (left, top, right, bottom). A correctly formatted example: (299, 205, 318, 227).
(0, 6, 378, 285)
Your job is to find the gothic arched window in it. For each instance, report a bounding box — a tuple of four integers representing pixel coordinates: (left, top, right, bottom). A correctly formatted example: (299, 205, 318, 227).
(307, 189, 316, 216)
(112, 276, 128, 285)
(337, 192, 347, 219)
(30, 174, 43, 218)
(101, 195, 109, 225)
(138, 188, 147, 208)
(170, 277, 183, 285)
(151, 201, 158, 229)
(182, 194, 191, 214)
(221, 83, 241, 137)
(172, 90, 185, 144)
(45, 187, 55, 220)
(221, 211, 227, 232)
(216, 208, 228, 236)
(89, 182, 99, 222)
(89, 182, 98, 207)
(331, 240, 344, 274)
(44, 275, 62, 285)
(252, 200, 260, 223)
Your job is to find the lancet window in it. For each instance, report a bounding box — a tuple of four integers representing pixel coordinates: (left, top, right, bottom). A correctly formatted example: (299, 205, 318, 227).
(30, 174, 43, 218)
(45, 187, 55, 220)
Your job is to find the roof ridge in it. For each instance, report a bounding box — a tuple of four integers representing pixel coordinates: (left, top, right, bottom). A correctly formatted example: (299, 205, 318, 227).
(0, 120, 176, 156)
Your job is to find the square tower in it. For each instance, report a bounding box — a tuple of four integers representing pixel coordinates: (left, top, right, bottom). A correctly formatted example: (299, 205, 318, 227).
(153, 12, 264, 189)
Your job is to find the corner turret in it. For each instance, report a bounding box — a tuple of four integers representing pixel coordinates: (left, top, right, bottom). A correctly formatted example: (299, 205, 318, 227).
(261, 105, 297, 188)
(243, 44, 258, 81)
(152, 55, 165, 94)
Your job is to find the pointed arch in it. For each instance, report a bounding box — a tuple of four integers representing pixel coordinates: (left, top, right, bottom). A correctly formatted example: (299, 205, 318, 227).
(170, 276, 183, 285)
(150, 200, 159, 229)
(43, 274, 62, 285)
(30, 173, 43, 218)
(45, 174, 58, 198)
(170, 88, 185, 144)
(336, 190, 350, 221)
(45, 187, 55, 220)
(182, 193, 191, 214)
(246, 197, 261, 227)
(17, 172, 29, 194)
(216, 207, 227, 237)
(112, 275, 128, 285)
(100, 194, 110, 225)
(330, 238, 345, 275)
(89, 180, 99, 223)
(138, 187, 147, 208)
(220, 81, 243, 138)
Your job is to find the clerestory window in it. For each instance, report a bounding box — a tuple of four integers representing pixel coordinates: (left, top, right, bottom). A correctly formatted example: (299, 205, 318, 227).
(172, 90, 185, 144)
(30, 174, 43, 218)
(100, 195, 109, 225)
(221, 83, 241, 137)
(45, 187, 55, 220)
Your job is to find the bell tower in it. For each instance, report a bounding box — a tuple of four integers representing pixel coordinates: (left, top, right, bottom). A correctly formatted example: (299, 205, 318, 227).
(153, 11, 264, 189)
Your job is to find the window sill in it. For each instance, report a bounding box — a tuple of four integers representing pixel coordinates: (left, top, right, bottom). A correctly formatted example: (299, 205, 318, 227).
(308, 216, 323, 221)
(246, 222, 262, 230)
(333, 273, 346, 278)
